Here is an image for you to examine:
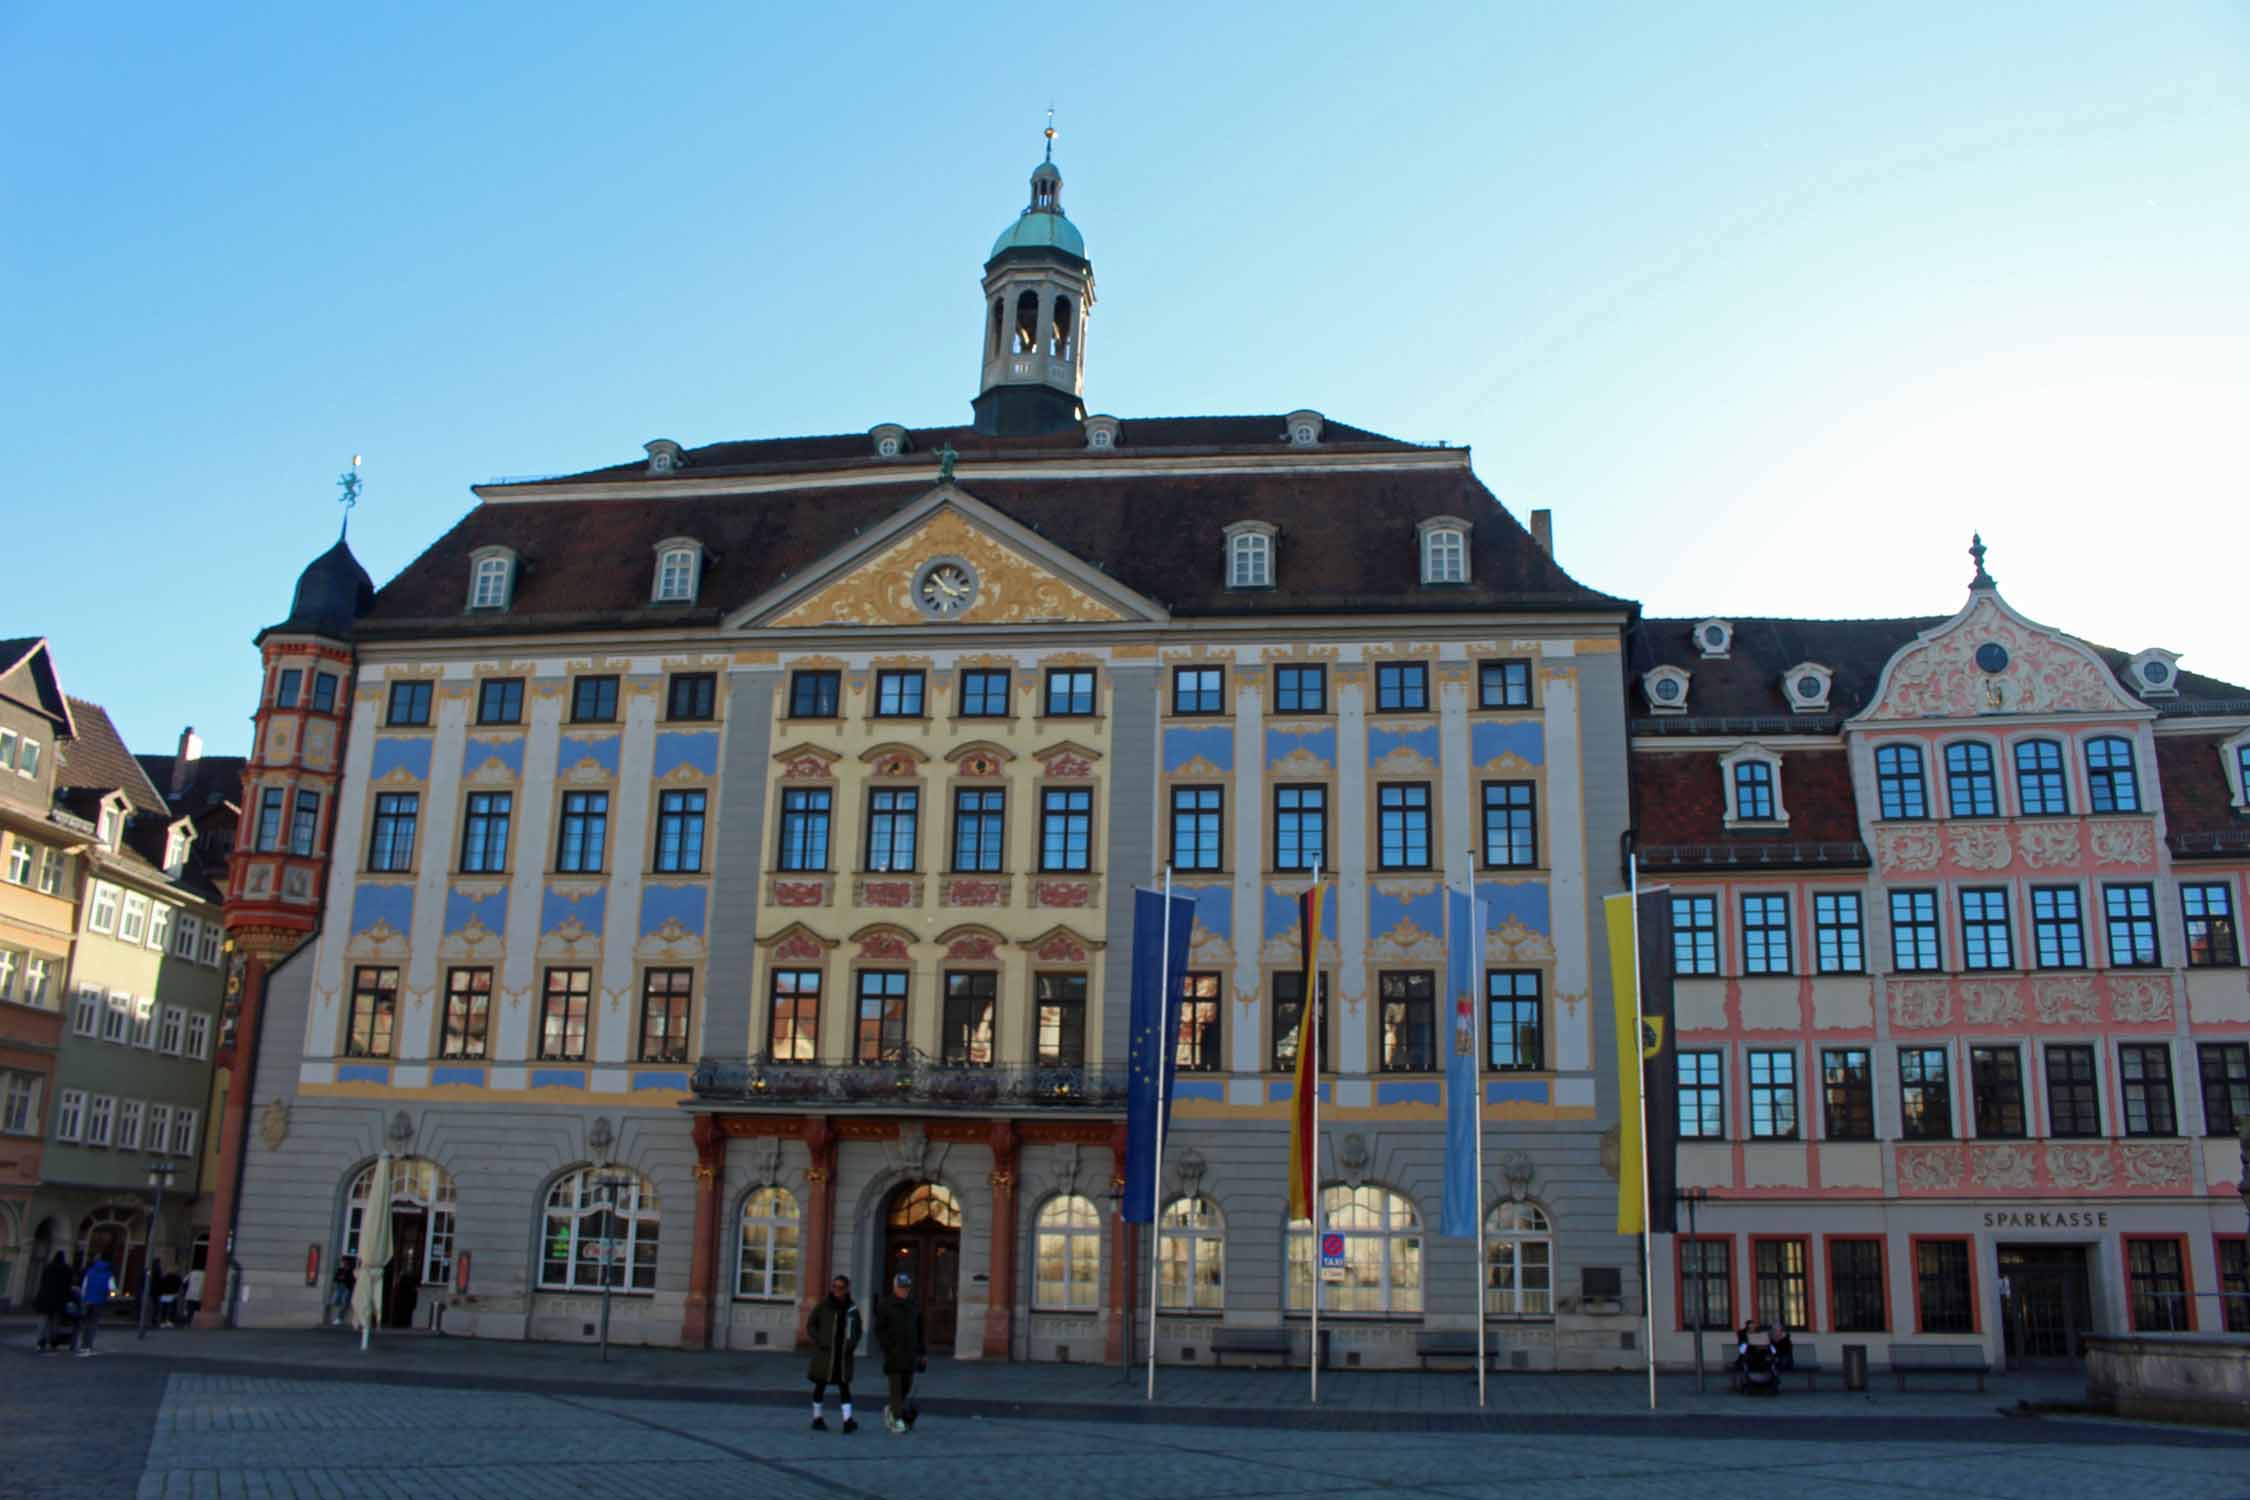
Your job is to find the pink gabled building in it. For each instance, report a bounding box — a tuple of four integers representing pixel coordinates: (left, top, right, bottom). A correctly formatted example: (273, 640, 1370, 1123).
(1630, 543, 2250, 1370)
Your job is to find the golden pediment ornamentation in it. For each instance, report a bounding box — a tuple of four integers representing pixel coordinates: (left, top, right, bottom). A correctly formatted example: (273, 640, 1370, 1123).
(768, 507, 1128, 629)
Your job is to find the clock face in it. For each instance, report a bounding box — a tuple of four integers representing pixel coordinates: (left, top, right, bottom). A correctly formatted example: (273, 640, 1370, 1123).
(1975, 642, 2010, 674)
(913, 559, 978, 619)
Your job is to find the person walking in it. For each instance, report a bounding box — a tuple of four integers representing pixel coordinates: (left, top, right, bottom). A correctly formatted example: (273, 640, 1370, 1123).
(873, 1270, 927, 1434)
(75, 1250, 116, 1355)
(32, 1251, 72, 1352)
(326, 1256, 356, 1328)
(805, 1274, 863, 1433)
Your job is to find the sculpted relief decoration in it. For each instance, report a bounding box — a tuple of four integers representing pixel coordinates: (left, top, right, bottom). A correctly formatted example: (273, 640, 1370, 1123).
(1948, 826, 2012, 871)
(768, 507, 1129, 629)
(1896, 1145, 1963, 1193)
(2016, 822, 2080, 869)
(2089, 820, 2156, 867)
(2033, 976, 2100, 1025)
(1889, 980, 1953, 1030)
(1958, 980, 2023, 1026)
(1875, 826, 1942, 875)
(2107, 975, 2174, 1024)
(1864, 596, 2132, 720)
(2119, 1143, 2190, 1189)
(2045, 1144, 2114, 1191)
(1968, 1144, 2036, 1190)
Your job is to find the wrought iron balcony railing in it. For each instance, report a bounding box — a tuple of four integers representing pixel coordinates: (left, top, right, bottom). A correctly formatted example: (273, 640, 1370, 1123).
(691, 1051, 1132, 1113)
(1638, 840, 1870, 870)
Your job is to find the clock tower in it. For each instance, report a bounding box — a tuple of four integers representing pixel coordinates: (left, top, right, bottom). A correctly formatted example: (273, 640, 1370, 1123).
(971, 127, 1094, 437)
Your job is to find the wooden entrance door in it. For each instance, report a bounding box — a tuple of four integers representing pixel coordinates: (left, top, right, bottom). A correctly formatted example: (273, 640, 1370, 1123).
(882, 1183, 960, 1354)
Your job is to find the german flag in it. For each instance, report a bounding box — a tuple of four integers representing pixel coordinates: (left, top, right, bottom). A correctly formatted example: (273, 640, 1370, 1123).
(1287, 880, 1326, 1222)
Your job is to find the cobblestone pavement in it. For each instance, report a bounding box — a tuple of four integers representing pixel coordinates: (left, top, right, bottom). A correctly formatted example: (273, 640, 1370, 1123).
(115, 1371, 2250, 1500)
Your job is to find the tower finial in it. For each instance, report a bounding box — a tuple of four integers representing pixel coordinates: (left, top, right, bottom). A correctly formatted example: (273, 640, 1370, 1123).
(1968, 532, 1994, 591)
(337, 454, 362, 540)
(1044, 105, 1056, 163)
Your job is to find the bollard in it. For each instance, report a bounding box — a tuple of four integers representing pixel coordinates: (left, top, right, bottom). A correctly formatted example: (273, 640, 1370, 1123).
(1843, 1343, 1868, 1392)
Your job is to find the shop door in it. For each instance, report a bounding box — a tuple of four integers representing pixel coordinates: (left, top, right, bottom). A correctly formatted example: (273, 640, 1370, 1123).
(882, 1183, 960, 1355)
(1998, 1244, 2092, 1363)
(385, 1212, 427, 1329)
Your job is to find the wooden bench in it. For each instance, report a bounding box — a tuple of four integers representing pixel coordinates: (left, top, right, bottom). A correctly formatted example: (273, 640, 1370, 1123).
(1414, 1329, 1502, 1371)
(1729, 1341, 1825, 1392)
(1888, 1342, 1989, 1391)
(1208, 1327, 1327, 1369)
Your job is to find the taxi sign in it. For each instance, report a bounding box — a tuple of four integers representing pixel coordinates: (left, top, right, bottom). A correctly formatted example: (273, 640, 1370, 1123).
(1319, 1231, 1346, 1283)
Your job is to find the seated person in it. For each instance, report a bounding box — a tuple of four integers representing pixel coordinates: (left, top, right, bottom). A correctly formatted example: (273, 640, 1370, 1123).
(1770, 1323, 1795, 1372)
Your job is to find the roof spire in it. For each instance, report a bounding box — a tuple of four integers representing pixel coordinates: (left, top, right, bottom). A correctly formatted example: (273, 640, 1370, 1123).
(337, 454, 362, 540)
(1968, 532, 1995, 591)
(1044, 105, 1056, 163)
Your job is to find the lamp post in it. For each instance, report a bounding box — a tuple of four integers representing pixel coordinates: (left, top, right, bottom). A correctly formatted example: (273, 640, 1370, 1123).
(139, 1159, 178, 1340)
(594, 1167, 637, 1364)
(1677, 1187, 1709, 1393)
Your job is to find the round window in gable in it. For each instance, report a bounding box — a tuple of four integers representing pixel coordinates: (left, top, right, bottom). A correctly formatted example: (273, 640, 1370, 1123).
(1975, 643, 2009, 674)
(1794, 675, 1823, 701)
(1653, 678, 1683, 703)
(876, 437, 900, 457)
(1701, 625, 1726, 649)
(2140, 660, 2170, 685)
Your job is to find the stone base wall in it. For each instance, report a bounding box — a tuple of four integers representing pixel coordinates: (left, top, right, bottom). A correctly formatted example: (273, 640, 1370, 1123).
(2086, 1333, 2250, 1427)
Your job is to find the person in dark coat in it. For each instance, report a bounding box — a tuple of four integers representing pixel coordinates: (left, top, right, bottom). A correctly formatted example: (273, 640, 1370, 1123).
(804, 1275, 863, 1433)
(873, 1270, 928, 1433)
(33, 1252, 73, 1352)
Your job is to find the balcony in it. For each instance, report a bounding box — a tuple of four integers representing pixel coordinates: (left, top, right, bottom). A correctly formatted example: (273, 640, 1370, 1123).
(691, 1051, 1129, 1114)
(1638, 840, 1869, 872)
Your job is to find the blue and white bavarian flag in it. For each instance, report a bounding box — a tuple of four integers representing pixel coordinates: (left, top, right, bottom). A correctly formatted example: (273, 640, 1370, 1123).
(1124, 887, 1197, 1223)
(1441, 887, 1487, 1239)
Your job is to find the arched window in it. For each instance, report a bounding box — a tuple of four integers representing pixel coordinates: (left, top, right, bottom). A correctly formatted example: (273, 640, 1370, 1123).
(1420, 528, 1466, 585)
(736, 1186, 800, 1300)
(2014, 739, 2068, 816)
(1484, 1201, 1552, 1317)
(888, 1182, 960, 1229)
(2085, 735, 2141, 813)
(469, 552, 513, 610)
(1033, 1193, 1101, 1310)
(989, 298, 1004, 358)
(539, 1167, 659, 1293)
(1050, 295, 1074, 360)
(344, 1158, 457, 1286)
(1013, 291, 1040, 355)
(1157, 1195, 1224, 1311)
(1873, 743, 1928, 821)
(1286, 1184, 1423, 1315)
(654, 547, 698, 603)
(1943, 741, 1998, 817)
(1229, 532, 1271, 589)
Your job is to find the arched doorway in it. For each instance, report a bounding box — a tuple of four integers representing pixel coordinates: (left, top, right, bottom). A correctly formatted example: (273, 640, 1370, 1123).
(79, 1205, 145, 1293)
(882, 1182, 959, 1354)
(343, 1159, 457, 1329)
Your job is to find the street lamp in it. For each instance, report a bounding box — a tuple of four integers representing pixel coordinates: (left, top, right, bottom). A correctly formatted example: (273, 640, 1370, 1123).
(139, 1159, 178, 1340)
(593, 1168, 638, 1365)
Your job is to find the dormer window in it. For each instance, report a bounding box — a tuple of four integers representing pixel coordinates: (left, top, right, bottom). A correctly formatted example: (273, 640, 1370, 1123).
(1643, 666, 1691, 715)
(1782, 662, 1833, 714)
(870, 423, 910, 459)
(164, 825, 193, 877)
(1694, 619, 1733, 659)
(2221, 729, 2250, 813)
(1417, 516, 1472, 585)
(1224, 521, 1277, 589)
(468, 547, 516, 611)
(1720, 744, 1790, 828)
(1083, 415, 1121, 450)
(651, 538, 705, 605)
(2128, 648, 2180, 699)
(643, 439, 684, 475)
(98, 807, 118, 847)
(1284, 409, 1325, 447)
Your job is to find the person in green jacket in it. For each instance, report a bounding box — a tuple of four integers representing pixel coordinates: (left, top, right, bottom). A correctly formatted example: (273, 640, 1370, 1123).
(874, 1270, 928, 1433)
(805, 1274, 862, 1433)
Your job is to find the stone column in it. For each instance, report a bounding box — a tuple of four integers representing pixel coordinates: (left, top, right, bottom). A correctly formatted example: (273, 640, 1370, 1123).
(196, 947, 270, 1329)
(1103, 1122, 1135, 1365)
(796, 1116, 838, 1346)
(982, 1120, 1020, 1358)
(680, 1114, 727, 1349)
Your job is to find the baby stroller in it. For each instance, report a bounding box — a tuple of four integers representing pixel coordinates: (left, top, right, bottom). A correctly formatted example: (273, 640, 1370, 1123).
(1736, 1339, 1779, 1396)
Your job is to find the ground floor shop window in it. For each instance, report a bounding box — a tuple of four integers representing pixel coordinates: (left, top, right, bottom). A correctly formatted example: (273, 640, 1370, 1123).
(1677, 1236, 1731, 1330)
(540, 1167, 659, 1293)
(1287, 1185, 1423, 1316)
(1157, 1196, 1224, 1312)
(737, 1187, 800, 1300)
(1828, 1238, 1886, 1332)
(2126, 1237, 2191, 1332)
(1485, 1202, 1551, 1316)
(344, 1158, 458, 1286)
(1914, 1239, 1974, 1333)
(1034, 1193, 1102, 1310)
(1753, 1238, 1811, 1330)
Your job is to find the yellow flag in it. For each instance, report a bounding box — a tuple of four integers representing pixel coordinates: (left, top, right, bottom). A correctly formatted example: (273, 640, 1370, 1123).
(1606, 892, 1646, 1234)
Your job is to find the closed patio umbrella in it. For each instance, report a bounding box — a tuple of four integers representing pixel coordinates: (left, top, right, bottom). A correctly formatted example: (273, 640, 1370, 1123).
(351, 1153, 394, 1350)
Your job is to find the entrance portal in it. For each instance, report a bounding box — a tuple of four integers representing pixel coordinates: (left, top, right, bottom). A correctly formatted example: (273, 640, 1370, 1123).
(1998, 1244, 2093, 1364)
(882, 1183, 960, 1354)
(385, 1211, 428, 1329)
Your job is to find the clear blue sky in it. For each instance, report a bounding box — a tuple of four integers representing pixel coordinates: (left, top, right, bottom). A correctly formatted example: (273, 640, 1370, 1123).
(6, 3, 2248, 758)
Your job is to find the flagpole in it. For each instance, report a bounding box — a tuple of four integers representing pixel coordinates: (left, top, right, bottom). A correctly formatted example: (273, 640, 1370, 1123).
(1309, 859, 1321, 1407)
(1148, 866, 1173, 1401)
(1629, 850, 1657, 1412)
(1468, 866, 1487, 1409)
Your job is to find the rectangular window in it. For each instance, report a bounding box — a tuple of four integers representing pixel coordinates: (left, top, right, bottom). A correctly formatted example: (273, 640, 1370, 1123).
(1754, 1239, 1811, 1330)
(1814, 892, 1864, 974)
(275, 668, 301, 708)
(2031, 886, 2086, 968)
(459, 792, 512, 873)
(196, 923, 221, 965)
(1034, 973, 1087, 1066)
(368, 793, 421, 872)
(2200, 1043, 2249, 1137)
(764, 967, 823, 1061)
(2104, 884, 2160, 967)
(1043, 668, 1096, 717)
(145, 1101, 170, 1154)
(958, 668, 1011, 718)
(666, 673, 716, 722)
(255, 788, 284, 852)
(555, 791, 608, 873)
(1672, 895, 1719, 976)
(1039, 787, 1093, 871)
(1274, 785, 1327, 872)
(1170, 786, 1223, 872)
(1171, 665, 1224, 715)
(1915, 1241, 1974, 1333)
(571, 675, 619, 723)
(1900, 1047, 1952, 1139)
(2127, 1239, 2190, 1332)
(2183, 883, 2241, 968)
(24, 956, 51, 1009)
(1482, 782, 1537, 868)
(1944, 741, 1998, 817)
(1177, 973, 1223, 1071)
(2119, 1044, 2176, 1136)
(290, 789, 321, 857)
(347, 966, 399, 1057)
(1678, 1051, 1723, 1138)
(639, 969, 693, 1063)
(2220, 1238, 2249, 1334)
(147, 904, 172, 953)
(85, 1094, 114, 1147)
(1971, 1045, 2025, 1137)
(119, 894, 149, 945)
(539, 968, 592, 1061)
(1378, 971, 1436, 1072)
(1875, 744, 1927, 820)
(1829, 1239, 1887, 1332)
(0, 949, 16, 1003)
(1679, 1239, 1732, 1330)
(1732, 760, 1777, 821)
(787, 670, 840, 719)
(312, 672, 338, 712)
(873, 670, 925, 718)
(15, 739, 35, 776)
(130, 995, 155, 1049)
(777, 788, 832, 871)
(1741, 894, 1792, 975)
(477, 677, 524, 726)
(2046, 1044, 2101, 1137)
(4, 840, 29, 885)
(1270, 971, 1330, 1073)
(1959, 887, 2014, 970)
(655, 789, 707, 873)
(2014, 739, 2069, 815)
(1485, 970, 1542, 1072)
(158, 1005, 184, 1055)
(940, 971, 997, 1066)
(1274, 664, 1326, 714)
(441, 967, 493, 1059)
(170, 1107, 198, 1157)
(101, 991, 130, 1043)
(0, 729, 14, 769)
(38, 847, 63, 894)
(1478, 659, 1532, 709)
(55, 1088, 85, 1142)
(2086, 736, 2141, 814)
(186, 1012, 211, 1060)
(172, 915, 198, 960)
(1374, 662, 1428, 712)
(386, 680, 432, 727)
(1, 1071, 40, 1136)
(855, 970, 908, 1062)
(857, 787, 915, 873)
(1377, 782, 1431, 869)
(951, 789, 1005, 873)
(1890, 889, 1941, 972)
(1747, 1051, 1798, 1138)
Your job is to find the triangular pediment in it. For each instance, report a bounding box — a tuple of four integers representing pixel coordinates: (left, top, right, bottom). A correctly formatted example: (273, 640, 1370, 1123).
(726, 485, 1166, 631)
(1855, 591, 2145, 722)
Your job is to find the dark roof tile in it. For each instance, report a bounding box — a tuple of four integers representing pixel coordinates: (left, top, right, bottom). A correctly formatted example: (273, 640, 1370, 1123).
(56, 699, 168, 817)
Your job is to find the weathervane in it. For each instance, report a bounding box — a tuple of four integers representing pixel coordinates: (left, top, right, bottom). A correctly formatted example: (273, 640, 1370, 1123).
(338, 454, 363, 539)
(1044, 106, 1056, 163)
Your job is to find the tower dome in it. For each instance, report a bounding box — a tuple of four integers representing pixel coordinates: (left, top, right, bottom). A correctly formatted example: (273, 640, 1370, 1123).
(276, 538, 375, 640)
(990, 160, 1086, 259)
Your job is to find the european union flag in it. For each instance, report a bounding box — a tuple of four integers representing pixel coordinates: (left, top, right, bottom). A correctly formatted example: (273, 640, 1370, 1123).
(1441, 887, 1487, 1239)
(1124, 887, 1197, 1223)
